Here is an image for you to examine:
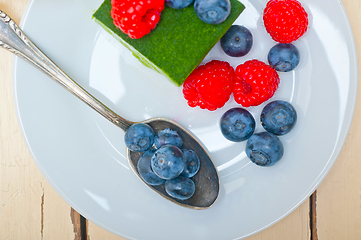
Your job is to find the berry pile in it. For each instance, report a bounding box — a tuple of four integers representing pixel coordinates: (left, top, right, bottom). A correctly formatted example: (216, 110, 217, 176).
(111, 0, 233, 39)
(220, 100, 297, 166)
(123, 0, 309, 199)
(183, 59, 281, 110)
(125, 125, 200, 200)
(184, 0, 307, 166)
(182, 0, 308, 110)
(183, 0, 308, 111)
(246, 100, 297, 166)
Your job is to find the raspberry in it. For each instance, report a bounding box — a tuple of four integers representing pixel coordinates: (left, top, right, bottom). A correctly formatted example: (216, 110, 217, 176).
(263, 0, 308, 43)
(183, 60, 234, 111)
(233, 60, 280, 107)
(111, 0, 164, 39)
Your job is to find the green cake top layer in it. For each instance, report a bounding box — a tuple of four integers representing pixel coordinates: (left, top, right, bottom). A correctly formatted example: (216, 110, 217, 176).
(93, 0, 245, 86)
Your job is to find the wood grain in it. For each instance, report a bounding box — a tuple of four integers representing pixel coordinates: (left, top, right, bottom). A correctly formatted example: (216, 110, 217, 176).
(88, 223, 126, 240)
(315, 0, 361, 239)
(246, 199, 311, 240)
(0, 1, 78, 240)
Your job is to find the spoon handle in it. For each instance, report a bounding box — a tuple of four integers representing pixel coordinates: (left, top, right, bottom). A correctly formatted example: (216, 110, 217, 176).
(0, 10, 133, 131)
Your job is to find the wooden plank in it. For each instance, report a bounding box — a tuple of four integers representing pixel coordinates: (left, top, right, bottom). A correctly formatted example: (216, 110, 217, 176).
(70, 208, 84, 240)
(316, 0, 361, 239)
(316, 128, 361, 240)
(310, 192, 317, 240)
(0, 1, 79, 239)
(88, 222, 126, 240)
(247, 199, 310, 240)
(42, 182, 79, 240)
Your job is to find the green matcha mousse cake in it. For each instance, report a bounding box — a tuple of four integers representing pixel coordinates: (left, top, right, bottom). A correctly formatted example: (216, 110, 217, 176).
(93, 0, 245, 86)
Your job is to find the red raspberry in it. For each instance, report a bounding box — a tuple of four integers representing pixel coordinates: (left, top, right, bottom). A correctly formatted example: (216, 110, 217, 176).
(183, 60, 234, 111)
(233, 60, 280, 107)
(111, 0, 164, 39)
(263, 0, 308, 43)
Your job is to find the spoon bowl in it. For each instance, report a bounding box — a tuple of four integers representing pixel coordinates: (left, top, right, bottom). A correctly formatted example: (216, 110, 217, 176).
(0, 10, 220, 209)
(130, 117, 219, 209)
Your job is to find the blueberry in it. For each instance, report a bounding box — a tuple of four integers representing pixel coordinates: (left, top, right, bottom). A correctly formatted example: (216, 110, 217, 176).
(180, 149, 200, 178)
(268, 43, 300, 72)
(194, 0, 231, 25)
(151, 145, 184, 180)
(220, 108, 255, 142)
(154, 128, 183, 149)
(137, 149, 166, 186)
(221, 25, 253, 57)
(124, 123, 155, 152)
(246, 132, 284, 167)
(165, 177, 195, 200)
(166, 0, 194, 9)
(261, 100, 297, 135)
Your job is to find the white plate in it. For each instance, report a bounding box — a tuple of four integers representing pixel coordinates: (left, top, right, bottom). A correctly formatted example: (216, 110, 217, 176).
(13, 0, 358, 239)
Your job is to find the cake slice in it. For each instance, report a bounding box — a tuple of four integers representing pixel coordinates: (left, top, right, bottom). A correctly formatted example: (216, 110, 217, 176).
(93, 0, 245, 86)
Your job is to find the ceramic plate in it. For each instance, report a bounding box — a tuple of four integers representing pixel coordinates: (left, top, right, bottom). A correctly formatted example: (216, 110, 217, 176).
(13, 0, 357, 239)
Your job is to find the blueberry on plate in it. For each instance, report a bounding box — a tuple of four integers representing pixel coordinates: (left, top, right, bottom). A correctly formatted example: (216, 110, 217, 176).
(151, 145, 184, 180)
(246, 132, 284, 167)
(261, 100, 297, 135)
(220, 108, 255, 142)
(194, 0, 231, 24)
(268, 43, 300, 72)
(124, 123, 155, 152)
(137, 149, 165, 186)
(180, 149, 200, 178)
(154, 128, 183, 149)
(166, 0, 194, 9)
(221, 25, 253, 57)
(165, 177, 195, 200)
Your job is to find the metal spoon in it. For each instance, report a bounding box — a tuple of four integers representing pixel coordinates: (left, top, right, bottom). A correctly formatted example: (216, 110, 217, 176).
(0, 10, 219, 209)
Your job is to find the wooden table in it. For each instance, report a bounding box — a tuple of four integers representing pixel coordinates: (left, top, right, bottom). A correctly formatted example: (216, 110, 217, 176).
(0, 0, 360, 239)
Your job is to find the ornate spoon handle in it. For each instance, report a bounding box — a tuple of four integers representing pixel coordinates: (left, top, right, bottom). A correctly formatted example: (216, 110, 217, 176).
(0, 10, 133, 131)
